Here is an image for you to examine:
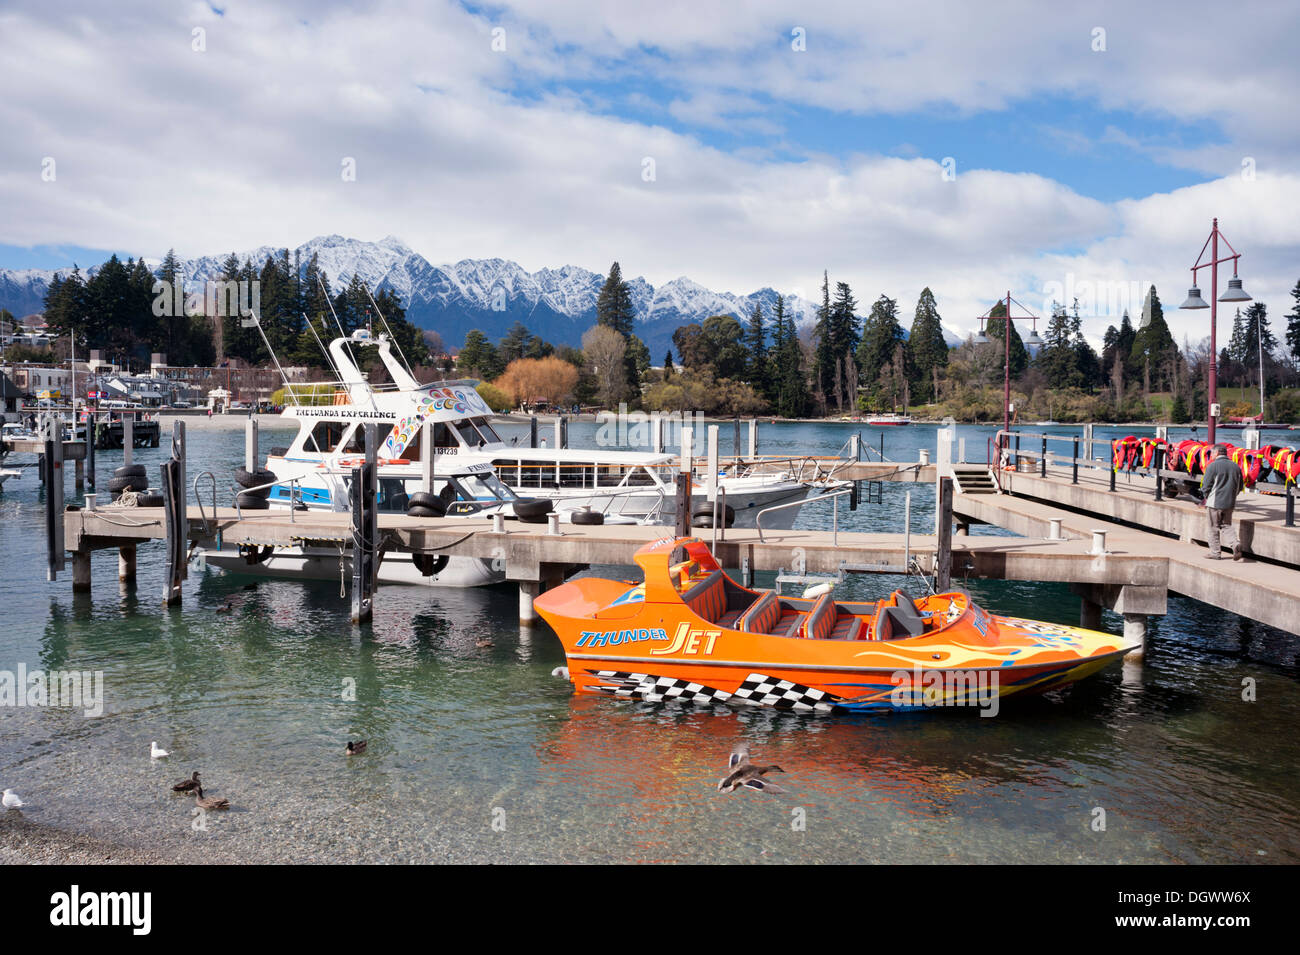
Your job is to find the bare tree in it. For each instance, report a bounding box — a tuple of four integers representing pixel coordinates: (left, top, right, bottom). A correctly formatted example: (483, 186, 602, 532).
(582, 325, 627, 409)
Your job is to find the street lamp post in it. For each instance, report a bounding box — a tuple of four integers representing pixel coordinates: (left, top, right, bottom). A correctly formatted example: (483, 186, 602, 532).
(1178, 217, 1251, 445)
(972, 291, 1042, 457)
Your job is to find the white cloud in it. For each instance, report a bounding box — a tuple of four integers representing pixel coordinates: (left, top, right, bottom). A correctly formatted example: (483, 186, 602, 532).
(0, 0, 1297, 351)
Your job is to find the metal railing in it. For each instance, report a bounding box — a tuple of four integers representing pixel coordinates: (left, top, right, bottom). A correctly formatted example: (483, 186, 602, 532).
(756, 486, 854, 543)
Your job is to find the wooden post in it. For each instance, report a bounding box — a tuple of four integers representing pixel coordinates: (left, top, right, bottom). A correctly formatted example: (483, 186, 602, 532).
(706, 426, 719, 503)
(676, 426, 693, 537)
(122, 415, 133, 466)
(173, 420, 186, 579)
(350, 425, 377, 624)
(529, 416, 538, 448)
(160, 459, 183, 605)
(85, 411, 95, 490)
(936, 476, 953, 591)
(732, 417, 740, 464)
(45, 422, 65, 580)
(748, 419, 758, 459)
(74, 457, 84, 491)
(72, 550, 92, 593)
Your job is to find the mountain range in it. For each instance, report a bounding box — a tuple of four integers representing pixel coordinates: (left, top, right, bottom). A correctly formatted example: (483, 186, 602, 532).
(0, 235, 964, 358)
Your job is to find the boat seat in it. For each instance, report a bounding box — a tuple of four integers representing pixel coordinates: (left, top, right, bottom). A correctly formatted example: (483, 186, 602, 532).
(828, 613, 865, 641)
(802, 593, 836, 640)
(872, 599, 927, 642)
(888, 590, 927, 635)
(737, 590, 780, 633)
(681, 570, 727, 624)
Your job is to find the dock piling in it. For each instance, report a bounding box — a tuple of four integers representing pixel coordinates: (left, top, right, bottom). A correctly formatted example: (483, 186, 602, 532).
(676, 427, 693, 538)
(748, 419, 758, 459)
(421, 420, 434, 494)
(122, 415, 133, 466)
(85, 412, 96, 491)
(349, 425, 378, 624)
(245, 418, 258, 472)
(44, 421, 65, 580)
(1072, 436, 1079, 484)
(72, 550, 92, 593)
(1123, 614, 1147, 659)
(160, 458, 184, 605)
(936, 477, 953, 591)
(118, 544, 137, 584)
(519, 580, 540, 627)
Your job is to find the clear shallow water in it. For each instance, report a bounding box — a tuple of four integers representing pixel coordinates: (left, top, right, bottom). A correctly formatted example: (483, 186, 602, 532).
(0, 418, 1297, 863)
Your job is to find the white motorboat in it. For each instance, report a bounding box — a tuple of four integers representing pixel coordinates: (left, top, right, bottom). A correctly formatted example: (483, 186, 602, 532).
(255, 329, 832, 529)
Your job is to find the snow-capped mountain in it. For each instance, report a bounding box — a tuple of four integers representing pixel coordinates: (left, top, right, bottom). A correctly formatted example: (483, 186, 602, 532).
(0, 235, 926, 358)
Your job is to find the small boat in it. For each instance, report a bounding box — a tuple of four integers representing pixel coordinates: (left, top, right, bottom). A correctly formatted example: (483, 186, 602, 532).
(864, 413, 911, 426)
(535, 537, 1137, 713)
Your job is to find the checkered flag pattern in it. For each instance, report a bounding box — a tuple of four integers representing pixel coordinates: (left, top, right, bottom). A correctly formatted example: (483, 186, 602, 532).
(587, 669, 841, 713)
(731, 673, 836, 713)
(589, 670, 731, 705)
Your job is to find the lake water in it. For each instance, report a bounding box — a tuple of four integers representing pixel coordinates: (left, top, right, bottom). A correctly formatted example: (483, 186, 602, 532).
(0, 418, 1296, 863)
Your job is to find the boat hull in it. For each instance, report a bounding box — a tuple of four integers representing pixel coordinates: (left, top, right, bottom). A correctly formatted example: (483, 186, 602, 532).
(535, 538, 1136, 715)
(201, 546, 502, 588)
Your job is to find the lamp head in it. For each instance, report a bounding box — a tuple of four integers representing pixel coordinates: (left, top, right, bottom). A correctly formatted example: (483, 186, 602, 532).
(1217, 276, 1252, 303)
(1179, 286, 1209, 310)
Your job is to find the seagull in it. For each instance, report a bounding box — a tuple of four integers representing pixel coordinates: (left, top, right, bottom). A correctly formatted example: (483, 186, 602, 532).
(2, 789, 23, 810)
(172, 771, 201, 793)
(191, 787, 229, 810)
(150, 741, 169, 760)
(345, 740, 367, 756)
(717, 743, 785, 794)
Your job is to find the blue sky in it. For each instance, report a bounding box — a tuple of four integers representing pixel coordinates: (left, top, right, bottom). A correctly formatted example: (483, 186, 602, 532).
(0, 0, 1297, 342)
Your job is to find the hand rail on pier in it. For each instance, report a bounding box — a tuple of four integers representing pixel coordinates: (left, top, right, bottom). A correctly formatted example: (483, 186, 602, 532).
(193, 471, 218, 536)
(755, 486, 854, 543)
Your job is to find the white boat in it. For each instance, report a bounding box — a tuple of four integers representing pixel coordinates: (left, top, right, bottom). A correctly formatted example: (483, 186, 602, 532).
(865, 413, 911, 426)
(256, 329, 830, 530)
(200, 328, 832, 587)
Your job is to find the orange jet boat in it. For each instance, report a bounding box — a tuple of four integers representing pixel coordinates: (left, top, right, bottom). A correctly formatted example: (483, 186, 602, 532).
(535, 537, 1137, 714)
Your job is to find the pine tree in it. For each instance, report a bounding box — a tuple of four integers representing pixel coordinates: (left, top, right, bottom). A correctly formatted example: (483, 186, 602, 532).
(1070, 299, 1102, 392)
(857, 295, 906, 384)
(595, 262, 640, 401)
(744, 302, 769, 396)
(983, 300, 1028, 377)
(907, 287, 948, 403)
(1286, 279, 1300, 363)
(812, 271, 833, 411)
(1037, 302, 1078, 386)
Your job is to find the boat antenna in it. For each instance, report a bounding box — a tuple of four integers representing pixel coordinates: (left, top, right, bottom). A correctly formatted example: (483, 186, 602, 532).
(319, 274, 379, 411)
(320, 274, 360, 369)
(242, 308, 293, 397)
(303, 311, 345, 400)
(364, 284, 418, 382)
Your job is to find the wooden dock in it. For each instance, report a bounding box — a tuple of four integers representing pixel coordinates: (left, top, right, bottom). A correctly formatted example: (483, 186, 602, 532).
(949, 443, 1300, 641)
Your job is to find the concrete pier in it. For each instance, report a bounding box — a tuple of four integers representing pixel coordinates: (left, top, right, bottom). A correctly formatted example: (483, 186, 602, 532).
(118, 544, 137, 584)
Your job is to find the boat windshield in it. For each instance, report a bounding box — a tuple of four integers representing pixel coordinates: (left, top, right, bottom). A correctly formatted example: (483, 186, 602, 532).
(458, 470, 516, 502)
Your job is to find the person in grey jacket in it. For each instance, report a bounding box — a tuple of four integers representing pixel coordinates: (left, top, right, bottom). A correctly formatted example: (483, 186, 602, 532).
(1200, 444, 1244, 560)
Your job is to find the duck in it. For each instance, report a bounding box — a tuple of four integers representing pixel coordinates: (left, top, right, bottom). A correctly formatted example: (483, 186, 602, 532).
(475, 637, 494, 649)
(150, 742, 169, 760)
(2, 788, 23, 810)
(172, 771, 201, 793)
(215, 600, 236, 614)
(191, 787, 229, 810)
(717, 743, 785, 793)
(345, 740, 367, 756)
